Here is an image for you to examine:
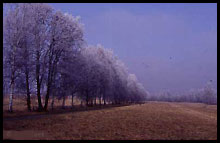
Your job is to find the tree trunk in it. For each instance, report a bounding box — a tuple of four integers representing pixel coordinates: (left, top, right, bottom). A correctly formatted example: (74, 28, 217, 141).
(103, 87, 106, 105)
(44, 78, 51, 111)
(86, 90, 89, 106)
(99, 96, 102, 106)
(62, 96, 65, 109)
(36, 51, 43, 111)
(44, 88, 50, 111)
(71, 93, 74, 108)
(8, 80, 14, 112)
(37, 83, 43, 111)
(99, 89, 102, 106)
(44, 55, 52, 111)
(104, 99, 106, 105)
(24, 36, 31, 111)
(25, 71, 31, 111)
(51, 93, 54, 110)
(50, 68, 57, 111)
(91, 99, 93, 107)
(9, 46, 16, 113)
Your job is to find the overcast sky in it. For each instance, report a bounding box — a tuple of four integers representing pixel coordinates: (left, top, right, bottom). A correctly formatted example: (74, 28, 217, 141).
(48, 3, 217, 93)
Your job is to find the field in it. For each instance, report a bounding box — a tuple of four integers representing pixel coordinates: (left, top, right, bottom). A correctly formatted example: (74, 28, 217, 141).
(3, 98, 217, 140)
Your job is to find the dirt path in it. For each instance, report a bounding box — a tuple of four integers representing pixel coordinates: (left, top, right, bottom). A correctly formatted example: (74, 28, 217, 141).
(3, 104, 131, 121)
(4, 113, 51, 121)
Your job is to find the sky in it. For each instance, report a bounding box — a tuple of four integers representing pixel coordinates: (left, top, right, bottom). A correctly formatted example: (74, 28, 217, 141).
(48, 3, 217, 93)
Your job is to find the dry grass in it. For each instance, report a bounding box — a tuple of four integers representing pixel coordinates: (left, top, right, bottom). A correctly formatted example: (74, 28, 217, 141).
(3, 98, 217, 140)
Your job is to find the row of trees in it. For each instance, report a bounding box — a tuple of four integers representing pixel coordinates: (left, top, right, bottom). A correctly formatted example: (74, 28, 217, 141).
(52, 44, 148, 109)
(147, 82, 217, 105)
(3, 3, 148, 112)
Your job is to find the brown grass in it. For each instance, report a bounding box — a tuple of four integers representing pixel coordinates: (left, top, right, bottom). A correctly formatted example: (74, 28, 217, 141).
(3, 98, 217, 140)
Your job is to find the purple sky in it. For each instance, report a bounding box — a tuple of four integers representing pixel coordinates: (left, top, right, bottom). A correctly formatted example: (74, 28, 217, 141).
(48, 3, 217, 93)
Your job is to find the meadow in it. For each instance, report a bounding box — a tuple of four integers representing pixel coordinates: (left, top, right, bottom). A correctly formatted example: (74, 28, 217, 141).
(3, 98, 217, 140)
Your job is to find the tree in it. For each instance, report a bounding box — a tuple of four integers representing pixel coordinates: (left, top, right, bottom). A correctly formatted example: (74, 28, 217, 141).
(15, 4, 35, 111)
(43, 11, 84, 111)
(26, 4, 54, 111)
(3, 4, 24, 112)
(203, 81, 217, 105)
(3, 3, 149, 112)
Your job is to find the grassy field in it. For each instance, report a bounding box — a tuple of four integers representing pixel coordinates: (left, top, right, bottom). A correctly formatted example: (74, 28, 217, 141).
(3, 98, 217, 140)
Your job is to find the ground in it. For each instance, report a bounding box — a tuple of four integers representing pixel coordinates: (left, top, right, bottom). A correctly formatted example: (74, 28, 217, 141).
(3, 98, 217, 140)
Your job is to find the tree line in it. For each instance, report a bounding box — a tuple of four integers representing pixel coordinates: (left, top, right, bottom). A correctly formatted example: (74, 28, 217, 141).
(147, 82, 217, 105)
(3, 3, 148, 112)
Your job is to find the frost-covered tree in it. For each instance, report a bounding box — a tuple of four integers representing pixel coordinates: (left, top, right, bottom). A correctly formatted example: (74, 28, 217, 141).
(127, 74, 148, 103)
(22, 3, 54, 111)
(4, 3, 84, 111)
(148, 82, 217, 105)
(43, 11, 84, 111)
(77, 44, 148, 105)
(202, 81, 217, 104)
(3, 3, 149, 112)
(13, 4, 36, 111)
(3, 4, 25, 112)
